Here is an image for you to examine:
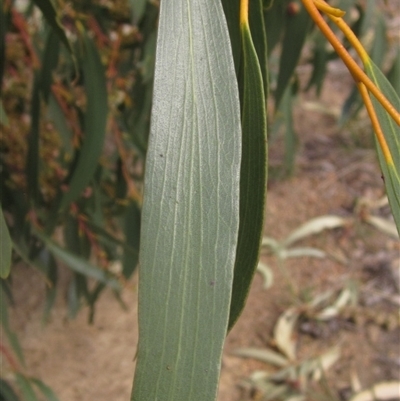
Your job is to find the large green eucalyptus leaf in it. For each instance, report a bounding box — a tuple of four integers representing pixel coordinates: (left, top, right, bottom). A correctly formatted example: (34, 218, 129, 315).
(365, 59, 400, 235)
(59, 32, 108, 210)
(228, 5, 268, 330)
(131, 0, 241, 399)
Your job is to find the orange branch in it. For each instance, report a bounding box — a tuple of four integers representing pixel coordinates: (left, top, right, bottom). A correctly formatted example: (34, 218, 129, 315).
(301, 0, 400, 126)
(240, 0, 249, 26)
(358, 82, 394, 166)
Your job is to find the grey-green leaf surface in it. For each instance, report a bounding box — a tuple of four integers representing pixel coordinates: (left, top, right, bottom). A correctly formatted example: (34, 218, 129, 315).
(365, 59, 400, 235)
(228, 13, 267, 331)
(131, 0, 241, 399)
(59, 32, 107, 210)
(0, 206, 12, 278)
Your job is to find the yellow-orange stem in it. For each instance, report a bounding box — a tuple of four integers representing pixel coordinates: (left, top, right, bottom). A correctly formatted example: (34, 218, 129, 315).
(240, 0, 249, 26)
(358, 82, 394, 166)
(302, 0, 400, 126)
(313, 0, 345, 18)
(326, 13, 369, 63)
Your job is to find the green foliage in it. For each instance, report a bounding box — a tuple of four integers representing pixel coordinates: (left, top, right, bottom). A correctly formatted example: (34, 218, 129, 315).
(0, 206, 12, 278)
(365, 59, 400, 234)
(131, 1, 242, 398)
(228, 0, 268, 330)
(0, 0, 399, 399)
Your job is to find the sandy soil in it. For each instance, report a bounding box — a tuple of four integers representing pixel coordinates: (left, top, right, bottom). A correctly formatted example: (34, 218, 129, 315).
(2, 62, 400, 401)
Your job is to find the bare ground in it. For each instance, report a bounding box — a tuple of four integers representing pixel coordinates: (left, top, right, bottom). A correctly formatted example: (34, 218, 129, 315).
(2, 61, 400, 401)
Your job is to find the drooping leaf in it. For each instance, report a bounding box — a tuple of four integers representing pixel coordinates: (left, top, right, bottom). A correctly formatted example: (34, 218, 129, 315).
(129, 0, 147, 23)
(26, 73, 41, 205)
(273, 307, 299, 361)
(15, 374, 39, 401)
(0, 379, 21, 401)
(388, 48, 400, 96)
(233, 347, 289, 368)
(282, 215, 348, 247)
(349, 381, 400, 401)
(0, 282, 25, 368)
(122, 202, 141, 279)
(32, 0, 72, 54)
(31, 379, 60, 401)
(249, 0, 268, 95)
(280, 84, 297, 175)
(36, 232, 121, 290)
(364, 59, 400, 235)
(59, 32, 107, 210)
(47, 93, 73, 156)
(264, 0, 286, 56)
(40, 29, 60, 103)
(275, 2, 311, 109)
(221, 0, 241, 75)
(228, 6, 267, 330)
(131, 0, 241, 399)
(0, 101, 9, 127)
(0, 2, 7, 93)
(40, 250, 58, 323)
(0, 206, 12, 279)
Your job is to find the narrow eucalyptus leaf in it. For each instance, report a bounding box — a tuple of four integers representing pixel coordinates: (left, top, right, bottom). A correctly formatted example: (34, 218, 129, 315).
(131, 0, 241, 399)
(0, 285, 25, 367)
(15, 374, 39, 401)
(275, 3, 311, 109)
(228, 19, 267, 330)
(129, 0, 147, 23)
(26, 73, 41, 205)
(221, 0, 241, 75)
(32, 0, 72, 54)
(122, 202, 140, 279)
(59, 32, 108, 210)
(249, 0, 268, 95)
(36, 232, 121, 290)
(31, 379, 60, 401)
(365, 60, 400, 235)
(40, 30, 60, 103)
(0, 206, 12, 278)
(0, 101, 9, 126)
(0, 378, 21, 401)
